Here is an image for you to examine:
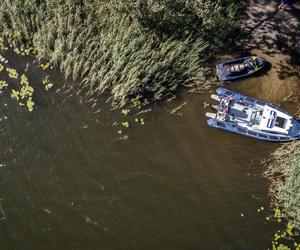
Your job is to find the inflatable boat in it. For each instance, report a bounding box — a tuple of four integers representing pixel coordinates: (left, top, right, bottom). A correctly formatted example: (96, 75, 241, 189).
(206, 88, 300, 142)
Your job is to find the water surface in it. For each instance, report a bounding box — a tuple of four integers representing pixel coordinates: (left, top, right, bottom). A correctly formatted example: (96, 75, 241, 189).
(0, 51, 299, 250)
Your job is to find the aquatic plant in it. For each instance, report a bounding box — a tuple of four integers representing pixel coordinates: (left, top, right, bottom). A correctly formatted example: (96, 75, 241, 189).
(0, 59, 56, 112)
(11, 89, 20, 101)
(0, 55, 8, 64)
(8, 71, 35, 111)
(26, 97, 34, 112)
(240, 205, 300, 249)
(264, 142, 300, 228)
(42, 77, 54, 91)
(121, 109, 131, 116)
(121, 122, 130, 128)
(40, 63, 50, 70)
(6, 67, 19, 79)
(0, 0, 240, 107)
(0, 80, 8, 90)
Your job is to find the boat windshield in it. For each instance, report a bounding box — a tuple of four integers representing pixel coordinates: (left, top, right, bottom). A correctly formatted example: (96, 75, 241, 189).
(253, 59, 260, 66)
(246, 59, 260, 69)
(250, 111, 262, 125)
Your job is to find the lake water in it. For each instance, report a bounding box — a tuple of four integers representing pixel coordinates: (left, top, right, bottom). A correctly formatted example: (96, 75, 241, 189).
(0, 50, 299, 250)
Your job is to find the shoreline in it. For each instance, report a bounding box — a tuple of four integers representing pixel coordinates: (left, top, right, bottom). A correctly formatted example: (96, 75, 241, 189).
(240, 0, 300, 228)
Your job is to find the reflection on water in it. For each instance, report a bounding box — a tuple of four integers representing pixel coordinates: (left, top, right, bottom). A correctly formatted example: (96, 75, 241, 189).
(0, 51, 299, 249)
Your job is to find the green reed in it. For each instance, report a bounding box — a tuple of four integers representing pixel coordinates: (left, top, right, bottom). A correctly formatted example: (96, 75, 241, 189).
(0, 0, 239, 107)
(264, 142, 300, 228)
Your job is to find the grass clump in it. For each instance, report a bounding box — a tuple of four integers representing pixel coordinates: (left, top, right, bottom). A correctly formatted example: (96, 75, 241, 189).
(264, 142, 300, 228)
(0, 0, 240, 107)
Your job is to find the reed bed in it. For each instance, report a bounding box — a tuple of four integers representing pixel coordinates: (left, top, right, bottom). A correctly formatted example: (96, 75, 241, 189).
(264, 142, 300, 228)
(0, 0, 239, 107)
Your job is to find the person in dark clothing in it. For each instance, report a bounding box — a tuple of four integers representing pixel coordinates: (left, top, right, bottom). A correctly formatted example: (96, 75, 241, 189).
(278, 0, 290, 10)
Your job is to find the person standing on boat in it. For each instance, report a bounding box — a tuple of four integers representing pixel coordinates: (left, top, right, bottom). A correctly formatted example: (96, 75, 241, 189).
(278, 0, 290, 10)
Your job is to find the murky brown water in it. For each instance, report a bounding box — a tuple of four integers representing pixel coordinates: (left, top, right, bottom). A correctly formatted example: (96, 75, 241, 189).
(0, 50, 299, 250)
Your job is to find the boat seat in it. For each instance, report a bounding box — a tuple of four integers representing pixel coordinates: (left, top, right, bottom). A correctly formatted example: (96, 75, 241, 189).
(230, 64, 246, 73)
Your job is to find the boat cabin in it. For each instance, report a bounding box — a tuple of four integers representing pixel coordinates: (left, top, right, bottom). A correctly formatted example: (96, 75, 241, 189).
(255, 106, 293, 134)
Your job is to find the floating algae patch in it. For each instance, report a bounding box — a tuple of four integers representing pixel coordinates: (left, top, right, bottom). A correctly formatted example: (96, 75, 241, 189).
(42, 76, 54, 91)
(12, 46, 34, 56)
(0, 54, 8, 64)
(6, 67, 19, 79)
(40, 63, 52, 71)
(113, 104, 149, 135)
(0, 80, 8, 90)
(0, 48, 57, 112)
(121, 121, 130, 128)
(121, 109, 131, 116)
(113, 102, 148, 134)
(10, 73, 35, 111)
(240, 205, 300, 249)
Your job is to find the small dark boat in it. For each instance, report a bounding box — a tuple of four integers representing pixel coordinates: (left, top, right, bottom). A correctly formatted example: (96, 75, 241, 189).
(206, 88, 300, 142)
(216, 56, 267, 82)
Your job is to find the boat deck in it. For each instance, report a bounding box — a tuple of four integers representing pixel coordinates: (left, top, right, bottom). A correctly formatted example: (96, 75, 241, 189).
(227, 102, 255, 125)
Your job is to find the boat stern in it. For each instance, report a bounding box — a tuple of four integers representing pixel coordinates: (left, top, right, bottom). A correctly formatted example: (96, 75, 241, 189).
(216, 63, 228, 81)
(207, 118, 217, 127)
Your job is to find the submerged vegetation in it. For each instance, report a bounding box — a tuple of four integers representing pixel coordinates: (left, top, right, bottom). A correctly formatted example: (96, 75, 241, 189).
(0, 0, 240, 107)
(265, 142, 300, 229)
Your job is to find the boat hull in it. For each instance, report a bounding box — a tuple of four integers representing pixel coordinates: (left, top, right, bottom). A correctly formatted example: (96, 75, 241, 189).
(207, 118, 300, 142)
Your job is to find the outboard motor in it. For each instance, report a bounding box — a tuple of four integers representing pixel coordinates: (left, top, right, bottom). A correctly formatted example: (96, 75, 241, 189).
(212, 104, 221, 111)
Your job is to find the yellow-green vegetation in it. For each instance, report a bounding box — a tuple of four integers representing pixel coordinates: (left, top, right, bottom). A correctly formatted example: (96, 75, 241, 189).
(121, 109, 131, 116)
(121, 122, 130, 128)
(0, 80, 8, 90)
(12, 46, 33, 56)
(40, 63, 50, 70)
(0, 0, 240, 107)
(272, 215, 299, 249)
(116, 106, 147, 134)
(270, 219, 297, 250)
(0, 54, 8, 64)
(257, 206, 264, 213)
(0, 51, 55, 112)
(10, 73, 35, 111)
(6, 67, 19, 79)
(132, 99, 142, 109)
(265, 142, 300, 229)
(0, 38, 8, 51)
(42, 77, 54, 91)
(243, 206, 300, 249)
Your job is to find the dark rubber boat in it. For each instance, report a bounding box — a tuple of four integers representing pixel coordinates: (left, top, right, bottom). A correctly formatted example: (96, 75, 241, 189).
(216, 56, 267, 82)
(206, 88, 300, 142)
